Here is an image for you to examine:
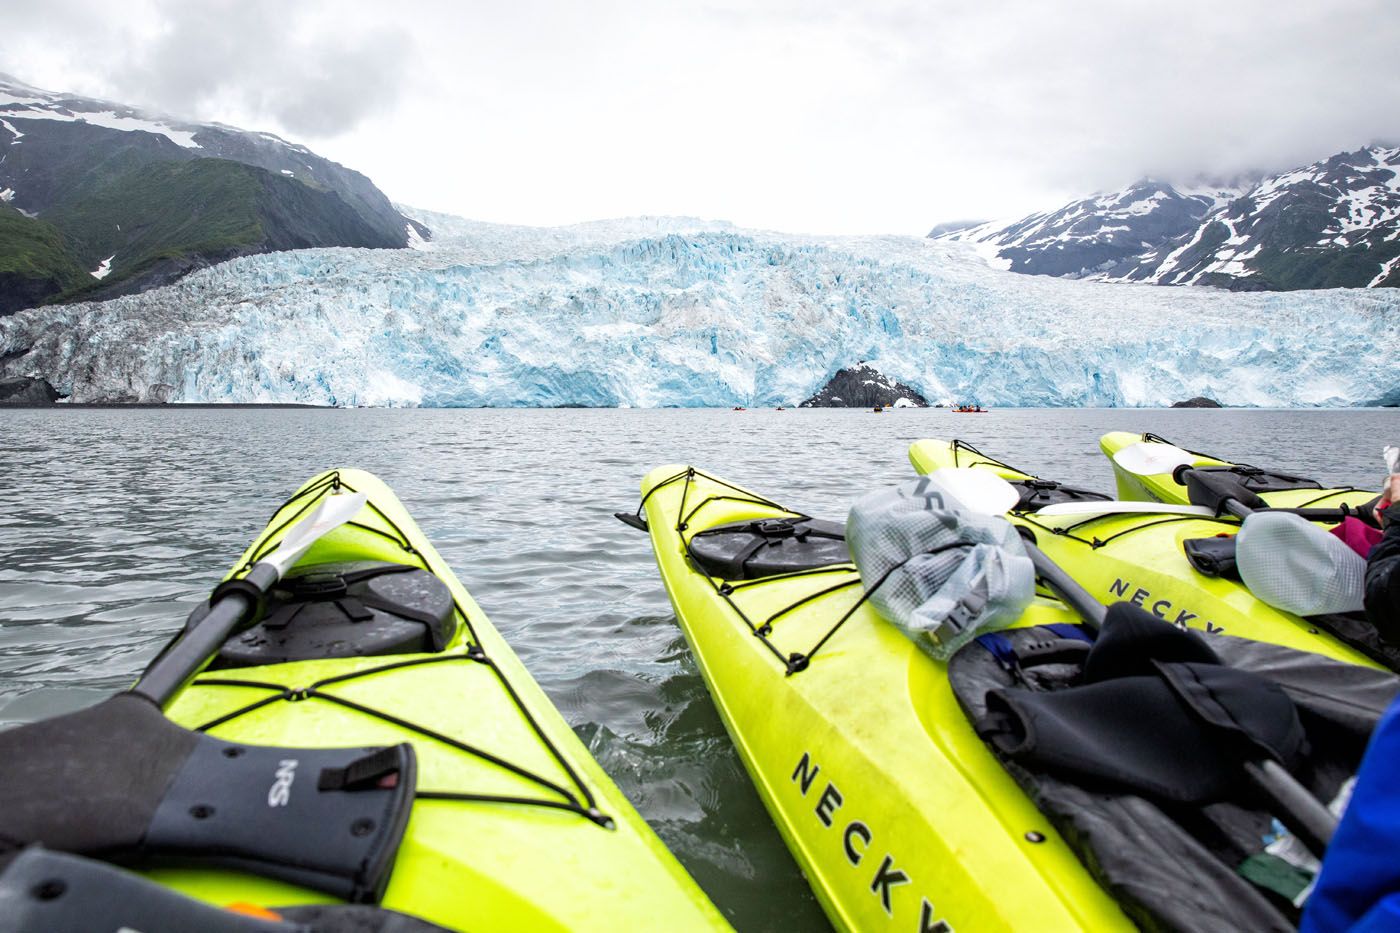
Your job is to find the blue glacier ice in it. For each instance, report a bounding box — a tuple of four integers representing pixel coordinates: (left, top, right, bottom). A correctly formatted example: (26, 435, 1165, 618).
(1, 210, 1396, 407)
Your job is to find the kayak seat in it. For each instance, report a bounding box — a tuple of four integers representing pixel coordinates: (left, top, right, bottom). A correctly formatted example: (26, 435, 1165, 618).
(1009, 479, 1112, 512)
(0, 846, 455, 933)
(207, 561, 458, 669)
(687, 517, 850, 580)
(949, 613, 1400, 930)
(0, 693, 416, 903)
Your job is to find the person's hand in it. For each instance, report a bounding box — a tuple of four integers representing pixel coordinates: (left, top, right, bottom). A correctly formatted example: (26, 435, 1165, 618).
(1383, 474, 1400, 508)
(1380, 474, 1400, 526)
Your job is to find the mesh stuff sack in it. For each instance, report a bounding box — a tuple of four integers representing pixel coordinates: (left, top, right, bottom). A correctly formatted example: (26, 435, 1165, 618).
(847, 477, 1035, 660)
(1236, 510, 1366, 616)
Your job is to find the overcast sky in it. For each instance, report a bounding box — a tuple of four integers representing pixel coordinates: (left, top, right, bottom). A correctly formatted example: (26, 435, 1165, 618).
(5, 0, 1399, 234)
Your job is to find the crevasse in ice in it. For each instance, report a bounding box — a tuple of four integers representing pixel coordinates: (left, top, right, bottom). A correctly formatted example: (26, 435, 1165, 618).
(1, 212, 1395, 407)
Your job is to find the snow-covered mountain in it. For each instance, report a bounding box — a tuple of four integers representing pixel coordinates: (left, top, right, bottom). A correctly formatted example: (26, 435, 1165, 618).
(933, 146, 1400, 290)
(2, 212, 1396, 408)
(1110, 147, 1400, 289)
(0, 73, 424, 309)
(934, 180, 1243, 278)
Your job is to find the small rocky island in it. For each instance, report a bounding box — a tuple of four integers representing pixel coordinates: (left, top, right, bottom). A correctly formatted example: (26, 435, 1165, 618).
(0, 376, 63, 405)
(800, 363, 929, 408)
(1171, 396, 1223, 408)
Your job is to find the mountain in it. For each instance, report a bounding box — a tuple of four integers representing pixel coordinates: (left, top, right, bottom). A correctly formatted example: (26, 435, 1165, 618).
(1111, 147, 1400, 289)
(932, 146, 1400, 290)
(0, 73, 426, 312)
(932, 180, 1243, 278)
(2, 213, 1396, 407)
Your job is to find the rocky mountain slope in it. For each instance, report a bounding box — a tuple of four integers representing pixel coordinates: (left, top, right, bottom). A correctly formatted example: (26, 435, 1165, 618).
(800, 363, 928, 408)
(0, 73, 426, 312)
(2, 213, 1396, 408)
(934, 181, 1242, 278)
(933, 146, 1400, 290)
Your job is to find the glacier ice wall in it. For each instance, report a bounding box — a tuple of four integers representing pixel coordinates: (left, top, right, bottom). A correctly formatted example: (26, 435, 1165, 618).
(1, 214, 1397, 407)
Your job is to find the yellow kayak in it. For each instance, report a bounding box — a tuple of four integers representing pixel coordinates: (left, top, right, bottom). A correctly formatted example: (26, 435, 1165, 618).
(630, 464, 1131, 931)
(1099, 431, 1372, 510)
(909, 438, 1392, 669)
(0, 469, 728, 932)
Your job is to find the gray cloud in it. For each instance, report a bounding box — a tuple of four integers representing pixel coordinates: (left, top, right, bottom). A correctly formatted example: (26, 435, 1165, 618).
(0, 0, 415, 138)
(2, 0, 1398, 231)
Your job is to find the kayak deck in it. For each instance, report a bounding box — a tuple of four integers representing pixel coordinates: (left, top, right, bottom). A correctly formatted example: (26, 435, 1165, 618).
(1099, 431, 1371, 510)
(909, 438, 1385, 669)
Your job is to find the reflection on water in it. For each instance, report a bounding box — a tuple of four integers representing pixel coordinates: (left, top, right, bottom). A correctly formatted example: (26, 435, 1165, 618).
(1, 406, 1394, 929)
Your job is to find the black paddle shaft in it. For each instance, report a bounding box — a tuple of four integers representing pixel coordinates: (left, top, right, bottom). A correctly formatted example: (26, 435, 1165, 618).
(1176, 465, 1373, 523)
(131, 562, 278, 706)
(1020, 539, 1338, 856)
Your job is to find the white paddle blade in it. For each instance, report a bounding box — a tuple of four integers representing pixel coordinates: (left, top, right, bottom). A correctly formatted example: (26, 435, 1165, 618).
(1236, 511, 1365, 616)
(923, 467, 1022, 516)
(262, 490, 369, 577)
(1036, 500, 1216, 519)
(1112, 441, 1198, 477)
(1385, 445, 1399, 475)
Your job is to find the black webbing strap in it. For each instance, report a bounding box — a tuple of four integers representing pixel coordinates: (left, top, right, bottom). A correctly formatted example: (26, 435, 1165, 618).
(185, 473, 611, 829)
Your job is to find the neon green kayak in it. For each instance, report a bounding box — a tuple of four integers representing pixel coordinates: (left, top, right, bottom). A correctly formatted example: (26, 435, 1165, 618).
(909, 437, 1393, 669)
(1100, 431, 1373, 510)
(629, 464, 1131, 931)
(0, 469, 728, 932)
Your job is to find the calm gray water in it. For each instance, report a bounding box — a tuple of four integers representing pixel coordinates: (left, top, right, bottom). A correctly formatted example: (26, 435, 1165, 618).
(1, 407, 1395, 929)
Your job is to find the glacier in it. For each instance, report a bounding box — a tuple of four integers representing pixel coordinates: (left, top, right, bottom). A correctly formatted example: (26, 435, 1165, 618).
(1, 211, 1397, 408)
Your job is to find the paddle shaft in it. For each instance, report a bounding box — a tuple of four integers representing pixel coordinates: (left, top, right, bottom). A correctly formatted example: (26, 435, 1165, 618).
(1178, 465, 1372, 524)
(131, 562, 277, 706)
(1022, 539, 1338, 856)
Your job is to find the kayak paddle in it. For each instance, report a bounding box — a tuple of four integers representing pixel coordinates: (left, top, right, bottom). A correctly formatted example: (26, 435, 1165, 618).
(131, 489, 367, 706)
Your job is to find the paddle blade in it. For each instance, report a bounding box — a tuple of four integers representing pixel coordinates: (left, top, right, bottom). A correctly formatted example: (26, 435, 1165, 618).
(1037, 500, 1216, 519)
(262, 490, 368, 577)
(921, 467, 1022, 516)
(1113, 441, 1198, 477)
(1236, 511, 1365, 615)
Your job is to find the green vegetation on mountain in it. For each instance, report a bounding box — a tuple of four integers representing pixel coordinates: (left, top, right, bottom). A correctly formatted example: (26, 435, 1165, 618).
(0, 206, 89, 314)
(0, 159, 398, 311)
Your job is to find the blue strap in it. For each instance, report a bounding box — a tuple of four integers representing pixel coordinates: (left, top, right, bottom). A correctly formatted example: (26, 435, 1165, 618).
(1043, 623, 1094, 644)
(975, 632, 1019, 671)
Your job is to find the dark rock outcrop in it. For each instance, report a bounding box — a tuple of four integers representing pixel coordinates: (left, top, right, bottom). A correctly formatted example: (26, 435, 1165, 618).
(0, 375, 63, 404)
(1171, 396, 1222, 408)
(800, 363, 928, 408)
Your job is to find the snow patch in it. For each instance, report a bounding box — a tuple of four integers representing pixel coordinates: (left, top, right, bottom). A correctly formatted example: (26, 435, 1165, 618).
(0, 97, 201, 149)
(0, 188, 13, 202)
(1370, 253, 1400, 287)
(90, 255, 115, 280)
